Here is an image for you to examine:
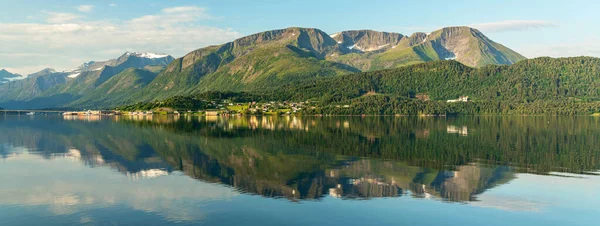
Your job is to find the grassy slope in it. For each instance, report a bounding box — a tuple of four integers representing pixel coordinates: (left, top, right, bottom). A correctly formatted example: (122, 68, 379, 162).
(68, 68, 160, 108)
(195, 44, 358, 92)
(143, 28, 358, 101)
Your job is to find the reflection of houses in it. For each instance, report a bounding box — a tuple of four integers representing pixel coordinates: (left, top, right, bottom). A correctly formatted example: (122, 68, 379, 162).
(415, 129, 430, 139)
(126, 169, 169, 180)
(2, 116, 517, 204)
(205, 110, 219, 116)
(447, 96, 469, 103)
(63, 110, 120, 116)
(447, 125, 468, 136)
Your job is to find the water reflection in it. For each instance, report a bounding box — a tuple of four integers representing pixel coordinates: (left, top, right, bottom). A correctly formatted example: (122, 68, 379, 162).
(447, 125, 468, 136)
(1, 116, 600, 203)
(0, 149, 236, 223)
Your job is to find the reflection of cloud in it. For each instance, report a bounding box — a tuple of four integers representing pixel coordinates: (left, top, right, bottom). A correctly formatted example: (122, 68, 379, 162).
(0, 144, 27, 159)
(0, 151, 238, 222)
(471, 194, 544, 212)
(470, 20, 556, 32)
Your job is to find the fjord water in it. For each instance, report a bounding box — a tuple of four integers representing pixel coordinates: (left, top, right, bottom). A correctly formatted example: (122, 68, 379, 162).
(1, 116, 599, 226)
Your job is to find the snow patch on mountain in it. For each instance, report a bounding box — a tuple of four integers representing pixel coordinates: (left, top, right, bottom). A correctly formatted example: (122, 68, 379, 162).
(126, 52, 170, 59)
(67, 73, 80, 78)
(65, 61, 99, 73)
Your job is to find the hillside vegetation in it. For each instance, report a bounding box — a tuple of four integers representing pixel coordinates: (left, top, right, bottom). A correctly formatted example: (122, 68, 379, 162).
(126, 57, 600, 115)
(0, 26, 529, 110)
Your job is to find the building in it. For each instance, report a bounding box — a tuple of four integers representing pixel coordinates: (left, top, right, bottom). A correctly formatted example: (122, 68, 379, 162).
(416, 94, 430, 101)
(447, 96, 469, 103)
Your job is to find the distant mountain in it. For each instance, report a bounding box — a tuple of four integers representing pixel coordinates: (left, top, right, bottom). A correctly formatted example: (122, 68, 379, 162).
(330, 27, 525, 70)
(0, 69, 23, 84)
(0, 69, 69, 108)
(65, 52, 174, 74)
(0, 26, 525, 109)
(0, 52, 173, 109)
(30, 68, 57, 77)
(67, 67, 161, 108)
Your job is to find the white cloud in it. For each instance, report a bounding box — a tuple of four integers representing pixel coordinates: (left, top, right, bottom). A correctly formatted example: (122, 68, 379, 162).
(470, 20, 556, 32)
(77, 5, 94, 12)
(44, 12, 81, 23)
(109, 4, 117, 7)
(129, 6, 212, 28)
(162, 6, 205, 14)
(0, 6, 242, 75)
(519, 38, 600, 58)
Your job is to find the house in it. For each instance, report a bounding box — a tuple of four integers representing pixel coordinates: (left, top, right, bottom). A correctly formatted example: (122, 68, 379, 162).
(447, 96, 469, 103)
(416, 94, 430, 101)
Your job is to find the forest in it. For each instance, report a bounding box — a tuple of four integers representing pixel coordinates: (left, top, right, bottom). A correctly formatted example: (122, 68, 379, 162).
(121, 57, 600, 115)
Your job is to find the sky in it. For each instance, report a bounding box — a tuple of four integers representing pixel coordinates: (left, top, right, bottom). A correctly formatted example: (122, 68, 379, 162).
(0, 0, 598, 75)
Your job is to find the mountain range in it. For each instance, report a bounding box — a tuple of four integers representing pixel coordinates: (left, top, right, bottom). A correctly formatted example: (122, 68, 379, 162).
(0, 26, 526, 109)
(0, 69, 23, 84)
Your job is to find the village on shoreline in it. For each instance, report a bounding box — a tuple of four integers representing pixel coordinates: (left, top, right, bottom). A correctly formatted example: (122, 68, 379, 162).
(62, 100, 314, 116)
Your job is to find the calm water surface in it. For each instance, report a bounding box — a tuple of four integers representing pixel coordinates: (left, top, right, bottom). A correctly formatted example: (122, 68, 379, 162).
(1, 115, 599, 226)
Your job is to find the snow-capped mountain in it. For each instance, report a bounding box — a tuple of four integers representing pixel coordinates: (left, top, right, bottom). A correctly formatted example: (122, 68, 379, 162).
(126, 52, 171, 59)
(0, 69, 24, 83)
(65, 52, 174, 74)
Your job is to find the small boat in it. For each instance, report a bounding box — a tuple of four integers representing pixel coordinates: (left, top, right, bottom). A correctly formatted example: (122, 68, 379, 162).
(26, 112, 35, 116)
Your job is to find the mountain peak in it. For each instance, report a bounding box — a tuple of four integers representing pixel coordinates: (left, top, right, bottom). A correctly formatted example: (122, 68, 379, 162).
(37, 68, 56, 74)
(124, 52, 171, 59)
(332, 30, 404, 52)
(64, 52, 174, 74)
(28, 68, 56, 77)
(0, 69, 23, 83)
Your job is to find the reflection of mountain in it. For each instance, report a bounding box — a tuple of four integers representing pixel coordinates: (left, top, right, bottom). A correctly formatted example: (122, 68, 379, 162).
(0, 118, 173, 176)
(0, 149, 236, 223)
(1, 116, 599, 202)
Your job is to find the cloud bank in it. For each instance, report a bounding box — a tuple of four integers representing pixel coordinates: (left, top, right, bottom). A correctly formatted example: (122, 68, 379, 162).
(470, 20, 556, 32)
(76, 5, 94, 12)
(0, 6, 241, 74)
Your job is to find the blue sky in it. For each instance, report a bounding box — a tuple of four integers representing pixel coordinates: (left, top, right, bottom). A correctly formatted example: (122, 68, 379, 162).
(0, 0, 598, 74)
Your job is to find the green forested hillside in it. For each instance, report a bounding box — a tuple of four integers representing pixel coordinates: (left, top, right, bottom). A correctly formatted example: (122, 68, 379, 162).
(140, 27, 525, 101)
(128, 57, 600, 115)
(0, 26, 525, 109)
(68, 68, 161, 108)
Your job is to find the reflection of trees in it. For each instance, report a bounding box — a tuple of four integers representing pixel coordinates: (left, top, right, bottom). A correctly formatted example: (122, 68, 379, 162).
(1, 116, 599, 202)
